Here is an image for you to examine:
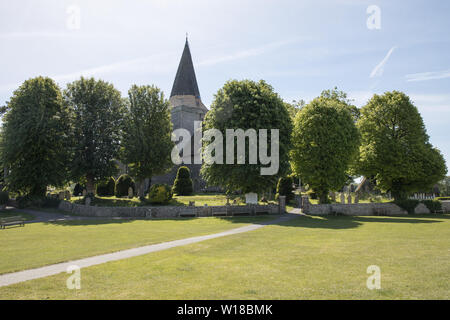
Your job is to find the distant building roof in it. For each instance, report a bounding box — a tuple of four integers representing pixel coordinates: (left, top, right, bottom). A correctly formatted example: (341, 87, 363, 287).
(170, 39, 201, 99)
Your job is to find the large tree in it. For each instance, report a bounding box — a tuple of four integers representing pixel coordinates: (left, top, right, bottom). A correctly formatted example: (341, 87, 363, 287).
(290, 92, 360, 204)
(121, 85, 174, 197)
(201, 80, 292, 194)
(356, 91, 447, 200)
(0, 77, 72, 196)
(65, 77, 125, 195)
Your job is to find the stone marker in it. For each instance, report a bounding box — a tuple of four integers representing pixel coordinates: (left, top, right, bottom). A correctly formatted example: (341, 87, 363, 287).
(65, 190, 71, 200)
(58, 191, 65, 200)
(330, 192, 336, 202)
(340, 193, 345, 204)
(245, 193, 258, 204)
(82, 189, 87, 197)
(347, 194, 352, 204)
(354, 194, 359, 203)
(128, 187, 133, 199)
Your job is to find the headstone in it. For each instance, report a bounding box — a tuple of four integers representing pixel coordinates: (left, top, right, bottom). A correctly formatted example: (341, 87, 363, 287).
(301, 196, 310, 213)
(85, 197, 91, 206)
(354, 194, 359, 203)
(226, 197, 230, 206)
(128, 187, 133, 199)
(340, 193, 345, 204)
(58, 191, 65, 200)
(347, 194, 352, 204)
(245, 193, 258, 205)
(82, 189, 87, 197)
(330, 192, 336, 202)
(65, 190, 71, 200)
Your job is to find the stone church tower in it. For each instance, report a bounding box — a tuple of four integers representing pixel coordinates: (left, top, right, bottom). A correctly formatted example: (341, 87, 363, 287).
(151, 38, 208, 191)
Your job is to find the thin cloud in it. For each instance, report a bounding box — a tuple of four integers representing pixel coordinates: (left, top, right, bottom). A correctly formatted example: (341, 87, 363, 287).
(370, 46, 396, 78)
(198, 38, 304, 67)
(406, 69, 450, 82)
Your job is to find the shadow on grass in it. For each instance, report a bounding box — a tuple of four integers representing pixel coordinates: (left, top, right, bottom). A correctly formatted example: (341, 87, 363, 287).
(41, 212, 448, 229)
(272, 214, 447, 230)
(42, 215, 275, 227)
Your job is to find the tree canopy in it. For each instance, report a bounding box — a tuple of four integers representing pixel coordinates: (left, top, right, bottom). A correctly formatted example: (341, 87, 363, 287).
(121, 85, 174, 197)
(64, 77, 125, 195)
(0, 77, 72, 196)
(356, 91, 447, 200)
(290, 92, 360, 203)
(201, 79, 292, 194)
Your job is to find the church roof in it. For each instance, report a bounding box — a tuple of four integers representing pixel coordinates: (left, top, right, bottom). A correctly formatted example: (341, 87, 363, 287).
(170, 39, 201, 99)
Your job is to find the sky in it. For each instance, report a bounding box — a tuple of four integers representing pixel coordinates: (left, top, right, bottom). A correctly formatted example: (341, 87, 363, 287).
(0, 0, 449, 167)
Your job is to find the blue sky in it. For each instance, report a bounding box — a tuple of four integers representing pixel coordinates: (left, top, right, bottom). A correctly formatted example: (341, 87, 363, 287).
(0, 0, 449, 167)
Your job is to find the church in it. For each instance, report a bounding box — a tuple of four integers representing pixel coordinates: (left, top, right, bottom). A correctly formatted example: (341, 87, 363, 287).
(150, 38, 208, 191)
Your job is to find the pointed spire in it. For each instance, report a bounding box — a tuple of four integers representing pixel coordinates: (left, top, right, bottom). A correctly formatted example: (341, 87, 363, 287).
(170, 37, 201, 99)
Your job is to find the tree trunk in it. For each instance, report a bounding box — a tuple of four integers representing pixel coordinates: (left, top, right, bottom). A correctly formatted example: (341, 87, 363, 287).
(318, 190, 329, 204)
(86, 174, 95, 196)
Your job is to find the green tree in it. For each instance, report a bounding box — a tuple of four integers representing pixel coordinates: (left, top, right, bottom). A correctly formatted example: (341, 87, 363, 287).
(200, 80, 292, 194)
(291, 93, 360, 204)
(0, 77, 72, 196)
(172, 166, 193, 196)
(65, 77, 125, 195)
(356, 91, 447, 200)
(276, 176, 295, 202)
(121, 85, 174, 197)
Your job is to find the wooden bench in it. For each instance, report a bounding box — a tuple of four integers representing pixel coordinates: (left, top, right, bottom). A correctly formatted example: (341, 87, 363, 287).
(1, 216, 25, 229)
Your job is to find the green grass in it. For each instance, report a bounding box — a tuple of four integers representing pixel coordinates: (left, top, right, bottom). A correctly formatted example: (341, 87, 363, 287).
(0, 210, 35, 221)
(1, 214, 449, 299)
(70, 193, 275, 207)
(0, 216, 272, 275)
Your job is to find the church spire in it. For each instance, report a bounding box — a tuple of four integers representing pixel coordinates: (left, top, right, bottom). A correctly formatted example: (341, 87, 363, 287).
(170, 37, 201, 99)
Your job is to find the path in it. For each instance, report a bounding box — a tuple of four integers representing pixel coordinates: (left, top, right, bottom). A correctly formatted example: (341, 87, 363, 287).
(0, 213, 299, 287)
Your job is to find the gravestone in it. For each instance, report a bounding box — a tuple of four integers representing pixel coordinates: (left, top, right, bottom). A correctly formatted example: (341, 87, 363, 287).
(245, 193, 258, 205)
(82, 189, 87, 197)
(347, 194, 352, 204)
(58, 191, 65, 200)
(128, 187, 133, 199)
(340, 193, 345, 204)
(354, 194, 359, 203)
(330, 192, 336, 202)
(65, 190, 71, 200)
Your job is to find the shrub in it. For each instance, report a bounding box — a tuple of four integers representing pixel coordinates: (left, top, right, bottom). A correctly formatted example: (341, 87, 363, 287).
(172, 166, 193, 196)
(394, 199, 420, 214)
(73, 183, 85, 196)
(148, 184, 173, 204)
(0, 191, 9, 205)
(276, 176, 295, 202)
(16, 195, 60, 208)
(96, 177, 116, 196)
(421, 200, 442, 213)
(115, 174, 135, 197)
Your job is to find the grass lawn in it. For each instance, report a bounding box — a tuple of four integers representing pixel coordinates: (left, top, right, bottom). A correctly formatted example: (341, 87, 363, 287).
(70, 193, 277, 207)
(0, 216, 272, 275)
(1, 214, 448, 299)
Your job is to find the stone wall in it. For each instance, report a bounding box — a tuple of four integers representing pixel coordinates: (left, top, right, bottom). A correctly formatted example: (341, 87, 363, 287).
(303, 200, 450, 216)
(58, 201, 281, 218)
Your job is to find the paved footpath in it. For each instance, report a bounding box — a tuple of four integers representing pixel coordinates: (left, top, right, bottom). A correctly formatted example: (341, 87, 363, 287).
(0, 213, 299, 287)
